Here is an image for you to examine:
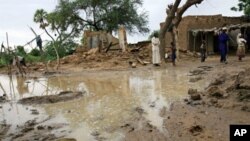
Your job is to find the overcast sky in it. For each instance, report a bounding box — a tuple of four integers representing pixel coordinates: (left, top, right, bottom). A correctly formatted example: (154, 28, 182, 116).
(0, 0, 243, 48)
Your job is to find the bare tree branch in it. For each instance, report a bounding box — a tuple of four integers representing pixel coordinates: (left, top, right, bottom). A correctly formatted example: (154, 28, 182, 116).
(174, 0, 204, 26)
(160, 0, 182, 35)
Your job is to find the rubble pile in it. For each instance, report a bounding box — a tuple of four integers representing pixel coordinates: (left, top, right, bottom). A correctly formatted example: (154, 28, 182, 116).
(60, 42, 153, 69)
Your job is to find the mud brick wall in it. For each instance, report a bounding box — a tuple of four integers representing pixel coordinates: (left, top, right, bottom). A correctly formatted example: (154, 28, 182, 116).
(161, 15, 246, 51)
(118, 26, 128, 52)
(83, 30, 119, 50)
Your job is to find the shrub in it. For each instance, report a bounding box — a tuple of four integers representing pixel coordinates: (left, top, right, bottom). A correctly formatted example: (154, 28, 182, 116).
(25, 54, 41, 63)
(16, 46, 27, 56)
(29, 48, 41, 56)
(44, 40, 77, 59)
(0, 53, 12, 66)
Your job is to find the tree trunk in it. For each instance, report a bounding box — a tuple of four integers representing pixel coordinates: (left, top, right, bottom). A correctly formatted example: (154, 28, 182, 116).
(173, 26, 180, 60)
(54, 44, 60, 70)
(159, 0, 204, 62)
(159, 32, 166, 63)
(44, 28, 60, 70)
(159, 0, 182, 62)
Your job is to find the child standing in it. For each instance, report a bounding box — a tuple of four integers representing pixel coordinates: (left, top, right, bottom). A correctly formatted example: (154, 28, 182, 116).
(200, 40, 206, 62)
(170, 42, 176, 66)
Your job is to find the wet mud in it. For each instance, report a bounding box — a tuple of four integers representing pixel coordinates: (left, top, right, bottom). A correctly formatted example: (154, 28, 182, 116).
(166, 66, 250, 141)
(18, 91, 85, 105)
(0, 56, 250, 141)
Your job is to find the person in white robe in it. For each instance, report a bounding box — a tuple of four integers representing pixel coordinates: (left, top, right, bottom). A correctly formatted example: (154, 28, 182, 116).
(236, 33, 247, 61)
(151, 34, 161, 66)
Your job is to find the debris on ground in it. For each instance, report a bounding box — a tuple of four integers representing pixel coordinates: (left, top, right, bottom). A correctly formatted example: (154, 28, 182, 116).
(18, 91, 85, 104)
(0, 94, 8, 103)
(3, 117, 71, 141)
(189, 125, 203, 136)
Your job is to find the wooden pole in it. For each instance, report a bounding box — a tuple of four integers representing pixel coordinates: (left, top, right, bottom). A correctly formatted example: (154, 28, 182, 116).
(0, 82, 7, 95)
(28, 26, 38, 36)
(6, 33, 9, 48)
(6, 32, 12, 75)
(0, 42, 3, 60)
(7, 33, 25, 76)
(193, 35, 196, 53)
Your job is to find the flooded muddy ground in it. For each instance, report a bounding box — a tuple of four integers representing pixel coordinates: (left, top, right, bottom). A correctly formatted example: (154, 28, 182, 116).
(0, 55, 250, 141)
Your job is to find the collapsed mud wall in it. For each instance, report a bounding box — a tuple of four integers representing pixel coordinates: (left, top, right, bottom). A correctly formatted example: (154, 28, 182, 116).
(83, 27, 128, 52)
(118, 26, 128, 52)
(83, 31, 119, 50)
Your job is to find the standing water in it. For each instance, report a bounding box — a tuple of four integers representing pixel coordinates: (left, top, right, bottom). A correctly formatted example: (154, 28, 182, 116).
(0, 68, 209, 141)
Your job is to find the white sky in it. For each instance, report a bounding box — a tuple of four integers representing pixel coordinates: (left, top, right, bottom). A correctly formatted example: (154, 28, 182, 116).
(0, 0, 243, 48)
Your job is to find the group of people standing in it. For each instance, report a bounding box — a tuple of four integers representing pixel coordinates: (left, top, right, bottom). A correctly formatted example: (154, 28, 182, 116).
(151, 27, 247, 66)
(214, 27, 246, 63)
(200, 27, 247, 64)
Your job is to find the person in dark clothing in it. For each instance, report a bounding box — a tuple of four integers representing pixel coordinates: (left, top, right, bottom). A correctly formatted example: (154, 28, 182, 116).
(36, 35, 43, 53)
(200, 40, 206, 62)
(170, 42, 176, 66)
(218, 27, 229, 64)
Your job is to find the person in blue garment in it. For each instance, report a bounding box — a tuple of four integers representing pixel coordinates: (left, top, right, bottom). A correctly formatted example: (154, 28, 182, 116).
(218, 27, 229, 64)
(170, 42, 176, 66)
(200, 40, 206, 62)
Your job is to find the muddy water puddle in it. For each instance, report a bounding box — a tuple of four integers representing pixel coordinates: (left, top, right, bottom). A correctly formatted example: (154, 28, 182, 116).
(0, 68, 211, 140)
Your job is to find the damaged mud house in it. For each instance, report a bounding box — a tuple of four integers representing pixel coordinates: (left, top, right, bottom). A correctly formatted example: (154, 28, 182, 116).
(162, 14, 250, 54)
(82, 26, 128, 53)
(83, 14, 250, 56)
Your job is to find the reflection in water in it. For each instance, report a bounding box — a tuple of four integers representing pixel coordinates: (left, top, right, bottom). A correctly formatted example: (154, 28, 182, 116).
(16, 76, 29, 96)
(67, 122, 96, 141)
(41, 70, 196, 140)
(0, 102, 47, 134)
(129, 70, 168, 132)
(128, 70, 191, 132)
(77, 82, 89, 95)
(0, 69, 209, 140)
(0, 75, 62, 100)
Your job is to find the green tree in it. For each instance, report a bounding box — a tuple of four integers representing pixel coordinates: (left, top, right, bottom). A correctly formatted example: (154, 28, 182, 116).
(16, 46, 27, 56)
(45, 40, 77, 58)
(34, 7, 81, 48)
(29, 48, 41, 57)
(231, 0, 250, 15)
(53, 0, 149, 34)
(148, 30, 160, 40)
(34, 0, 149, 69)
